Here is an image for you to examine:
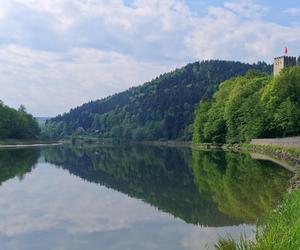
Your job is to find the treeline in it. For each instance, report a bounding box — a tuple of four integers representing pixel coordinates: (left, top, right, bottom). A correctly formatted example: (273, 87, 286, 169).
(193, 66, 300, 144)
(0, 101, 40, 139)
(44, 60, 271, 140)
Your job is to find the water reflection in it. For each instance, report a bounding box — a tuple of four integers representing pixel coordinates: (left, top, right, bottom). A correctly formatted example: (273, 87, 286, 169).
(43, 145, 240, 226)
(192, 150, 292, 222)
(0, 148, 40, 185)
(0, 145, 293, 250)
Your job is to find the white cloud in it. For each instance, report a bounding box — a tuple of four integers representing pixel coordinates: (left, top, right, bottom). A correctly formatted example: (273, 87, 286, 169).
(284, 7, 300, 16)
(0, 44, 176, 116)
(0, 0, 299, 116)
(185, 2, 300, 62)
(224, 0, 268, 19)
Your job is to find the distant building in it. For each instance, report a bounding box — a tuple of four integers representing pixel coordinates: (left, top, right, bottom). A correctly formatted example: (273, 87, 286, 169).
(273, 56, 296, 76)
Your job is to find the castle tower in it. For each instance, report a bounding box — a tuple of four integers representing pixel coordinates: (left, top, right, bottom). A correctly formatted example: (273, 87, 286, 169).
(273, 56, 296, 76)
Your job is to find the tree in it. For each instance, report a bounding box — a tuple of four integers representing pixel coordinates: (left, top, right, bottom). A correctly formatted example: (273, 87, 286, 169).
(0, 102, 40, 139)
(18, 105, 26, 113)
(44, 60, 272, 140)
(192, 66, 300, 143)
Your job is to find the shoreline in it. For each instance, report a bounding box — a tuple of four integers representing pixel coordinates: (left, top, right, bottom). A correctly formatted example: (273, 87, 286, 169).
(0, 141, 63, 149)
(193, 143, 300, 192)
(193, 143, 300, 171)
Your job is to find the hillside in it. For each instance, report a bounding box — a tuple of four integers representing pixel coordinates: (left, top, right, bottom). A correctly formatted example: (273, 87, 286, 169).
(45, 60, 271, 140)
(193, 66, 300, 144)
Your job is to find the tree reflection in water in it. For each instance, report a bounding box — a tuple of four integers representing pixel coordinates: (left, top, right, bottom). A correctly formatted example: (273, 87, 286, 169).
(0, 148, 40, 185)
(192, 150, 293, 223)
(44, 145, 292, 226)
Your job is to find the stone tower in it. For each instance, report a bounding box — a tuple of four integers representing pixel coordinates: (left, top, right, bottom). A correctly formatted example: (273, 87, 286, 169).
(273, 56, 296, 76)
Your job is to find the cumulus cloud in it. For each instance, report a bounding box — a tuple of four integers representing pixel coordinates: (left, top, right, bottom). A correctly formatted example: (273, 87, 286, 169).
(186, 1, 300, 62)
(0, 0, 299, 116)
(0, 44, 176, 116)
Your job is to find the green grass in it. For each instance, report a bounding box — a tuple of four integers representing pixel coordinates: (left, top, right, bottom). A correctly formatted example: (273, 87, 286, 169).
(215, 187, 300, 250)
(254, 186, 300, 250)
(214, 234, 255, 250)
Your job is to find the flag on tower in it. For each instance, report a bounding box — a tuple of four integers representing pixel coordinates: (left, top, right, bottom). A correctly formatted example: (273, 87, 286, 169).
(285, 47, 288, 55)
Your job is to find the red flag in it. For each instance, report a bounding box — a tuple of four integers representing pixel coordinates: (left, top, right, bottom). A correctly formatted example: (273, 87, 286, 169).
(285, 47, 288, 55)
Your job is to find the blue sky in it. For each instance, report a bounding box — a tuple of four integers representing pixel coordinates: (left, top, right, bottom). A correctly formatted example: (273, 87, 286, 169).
(0, 0, 299, 116)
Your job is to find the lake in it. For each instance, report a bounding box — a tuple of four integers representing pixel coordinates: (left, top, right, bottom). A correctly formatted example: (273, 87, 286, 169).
(0, 145, 293, 250)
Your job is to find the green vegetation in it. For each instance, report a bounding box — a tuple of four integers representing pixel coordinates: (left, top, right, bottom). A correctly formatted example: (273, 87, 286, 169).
(35, 117, 51, 129)
(215, 187, 300, 250)
(44, 60, 271, 141)
(215, 234, 254, 250)
(0, 101, 40, 140)
(193, 66, 300, 144)
(254, 187, 300, 249)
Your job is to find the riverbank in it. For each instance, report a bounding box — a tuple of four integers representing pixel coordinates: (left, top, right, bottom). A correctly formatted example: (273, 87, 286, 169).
(201, 143, 300, 250)
(193, 143, 300, 172)
(0, 139, 62, 148)
(215, 186, 300, 250)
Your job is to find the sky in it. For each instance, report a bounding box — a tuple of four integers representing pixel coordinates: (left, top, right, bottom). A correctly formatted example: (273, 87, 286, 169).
(0, 0, 299, 117)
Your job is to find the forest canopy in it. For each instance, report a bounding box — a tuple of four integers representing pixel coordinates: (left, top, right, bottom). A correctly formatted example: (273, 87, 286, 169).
(0, 101, 40, 140)
(193, 66, 300, 144)
(44, 60, 271, 140)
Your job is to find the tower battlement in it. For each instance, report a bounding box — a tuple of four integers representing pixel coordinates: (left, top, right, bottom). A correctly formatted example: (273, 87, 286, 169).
(273, 56, 296, 76)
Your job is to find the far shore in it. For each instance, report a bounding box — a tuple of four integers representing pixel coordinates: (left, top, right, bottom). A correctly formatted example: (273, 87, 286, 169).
(0, 140, 63, 148)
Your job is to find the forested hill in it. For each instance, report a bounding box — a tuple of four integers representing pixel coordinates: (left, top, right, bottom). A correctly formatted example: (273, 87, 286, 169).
(45, 60, 271, 140)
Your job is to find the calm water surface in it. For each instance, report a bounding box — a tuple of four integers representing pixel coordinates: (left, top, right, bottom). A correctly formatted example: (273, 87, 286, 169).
(0, 145, 293, 250)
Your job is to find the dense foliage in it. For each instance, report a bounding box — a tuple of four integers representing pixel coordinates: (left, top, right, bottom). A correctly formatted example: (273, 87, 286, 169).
(45, 60, 271, 140)
(0, 102, 40, 139)
(193, 66, 300, 144)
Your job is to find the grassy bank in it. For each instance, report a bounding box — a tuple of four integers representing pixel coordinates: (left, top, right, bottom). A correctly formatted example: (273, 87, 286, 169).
(200, 143, 300, 250)
(215, 186, 300, 250)
(255, 186, 300, 249)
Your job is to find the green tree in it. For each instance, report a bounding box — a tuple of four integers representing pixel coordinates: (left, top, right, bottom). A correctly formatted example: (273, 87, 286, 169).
(193, 100, 211, 143)
(45, 60, 272, 140)
(0, 102, 40, 139)
(193, 66, 300, 143)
